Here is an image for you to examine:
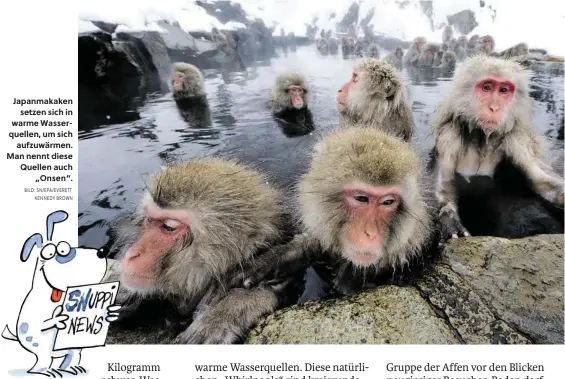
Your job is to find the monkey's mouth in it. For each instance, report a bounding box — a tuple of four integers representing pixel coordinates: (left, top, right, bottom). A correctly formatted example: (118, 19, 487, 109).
(477, 119, 500, 129)
(336, 101, 346, 111)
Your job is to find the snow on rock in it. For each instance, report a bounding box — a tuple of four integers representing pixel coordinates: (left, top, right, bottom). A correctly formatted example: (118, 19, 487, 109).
(78, 19, 101, 34)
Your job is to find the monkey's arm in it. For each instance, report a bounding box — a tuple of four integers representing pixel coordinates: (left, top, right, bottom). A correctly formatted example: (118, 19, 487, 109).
(174, 286, 280, 344)
(505, 131, 564, 206)
(433, 129, 470, 241)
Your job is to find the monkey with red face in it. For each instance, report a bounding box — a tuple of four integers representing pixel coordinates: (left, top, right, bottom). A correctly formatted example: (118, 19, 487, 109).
(336, 59, 414, 141)
(181, 128, 439, 342)
(430, 55, 564, 241)
(270, 73, 314, 131)
(169, 62, 207, 101)
(109, 158, 297, 344)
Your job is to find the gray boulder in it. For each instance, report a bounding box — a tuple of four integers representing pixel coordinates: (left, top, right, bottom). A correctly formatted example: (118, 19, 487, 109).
(447, 10, 478, 35)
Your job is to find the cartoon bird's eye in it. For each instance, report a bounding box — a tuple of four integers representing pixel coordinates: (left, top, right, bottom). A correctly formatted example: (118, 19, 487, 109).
(40, 244, 56, 260)
(56, 241, 71, 256)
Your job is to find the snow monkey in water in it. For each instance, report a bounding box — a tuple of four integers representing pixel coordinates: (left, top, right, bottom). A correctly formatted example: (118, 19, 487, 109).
(403, 36, 427, 66)
(180, 127, 439, 343)
(108, 158, 298, 344)
(336, 58, 414, 141)
(429, 55, 564, 241)
(270, 73, 314, 130)
(169, 62, 207, 102)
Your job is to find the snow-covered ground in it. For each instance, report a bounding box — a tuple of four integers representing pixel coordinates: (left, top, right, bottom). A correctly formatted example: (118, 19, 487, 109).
(78, 0, 565, 56)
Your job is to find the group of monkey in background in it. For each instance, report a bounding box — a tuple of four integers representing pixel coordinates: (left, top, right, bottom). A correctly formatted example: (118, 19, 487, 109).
(316, 24, 547, 78)
(105, 32, 565, 345)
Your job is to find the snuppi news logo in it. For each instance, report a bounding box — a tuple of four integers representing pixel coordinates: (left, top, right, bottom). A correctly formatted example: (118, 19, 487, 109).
(3, 210, 121, 377)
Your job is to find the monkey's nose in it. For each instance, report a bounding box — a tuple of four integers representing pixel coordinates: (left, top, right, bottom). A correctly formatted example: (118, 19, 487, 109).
(97, 246, 110, 259)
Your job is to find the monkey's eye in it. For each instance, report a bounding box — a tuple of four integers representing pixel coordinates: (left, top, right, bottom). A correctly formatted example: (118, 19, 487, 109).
(482, 82, 493, 92)
(379, 196, 397, 206)
(56, 241, 71, 256)
(40, 244, 57, 260)
(353, 194, 370, 203)
(161, 219, 181, 233)
(499, 87, 508, 93)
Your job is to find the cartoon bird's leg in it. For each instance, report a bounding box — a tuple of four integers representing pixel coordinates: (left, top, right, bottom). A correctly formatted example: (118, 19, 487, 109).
(27, 354, 54, 376)
(58, 349, 85, 375)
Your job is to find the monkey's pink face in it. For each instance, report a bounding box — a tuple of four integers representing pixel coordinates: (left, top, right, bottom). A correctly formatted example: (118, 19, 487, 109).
(427, 47, 436, 59)
(120, 204, 191, 289)
(336, 71, 358, 112)
(288, 85, 305, 109)
(474, 76, 515, 129)
(341, 185, 401, 266)
(173, 73, 185, 91)
(416, 42, 425, 52)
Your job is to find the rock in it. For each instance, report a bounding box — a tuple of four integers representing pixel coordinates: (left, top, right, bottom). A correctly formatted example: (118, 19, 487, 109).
(447, 10, 478, 35)
(91, 21, 118, 34)
(418, 235, 564, 344)
(116, 31, 172, 92)
(419, 1, 434, 30)
(337, 2, 360, 33)
(78, 32, 142, 130)
(197, 0, 249, 26)
(247, 286, 460, 344)
(359, 7, 375, 29)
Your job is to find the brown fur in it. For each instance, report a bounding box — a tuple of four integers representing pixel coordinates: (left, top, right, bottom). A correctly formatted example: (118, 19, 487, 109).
(340, 59, 414, 141)
(431, 55, 564, 239)
(417, 42, 442, 67)
(270, 73, 310, 114)
(297, 127, 434, 273)
(403, 36, 427, 66)
(110, 158, 288, 343)
(170, 62, 206, 100)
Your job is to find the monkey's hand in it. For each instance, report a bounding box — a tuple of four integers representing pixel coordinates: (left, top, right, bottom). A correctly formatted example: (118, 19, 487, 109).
(438, 209, 470, 245)
(175, 288, 278, 345)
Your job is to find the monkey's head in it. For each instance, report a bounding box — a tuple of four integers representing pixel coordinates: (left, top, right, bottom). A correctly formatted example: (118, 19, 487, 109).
(480, 35, 495, 53)
(272, 73, 309, 112)
(422, 43, 440, 59)
(118, 158, 282, 296)
(170, 62, 206, 99)
(414, 37, 427, 52)
(441, 51, 457, 66)
(299, 127, 431, 270)
(437, 55, 529, 134)
(514, 42, 529, 56)
(456, 36, 468, 47)
(395, 47, 404, 58)
(336, 59, 402, 117)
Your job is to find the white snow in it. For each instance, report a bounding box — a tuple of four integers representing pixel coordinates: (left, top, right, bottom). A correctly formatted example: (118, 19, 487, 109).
(224, 21, 247, 30)
(78, 0, 565, 55)
(78, 19, 100, 34)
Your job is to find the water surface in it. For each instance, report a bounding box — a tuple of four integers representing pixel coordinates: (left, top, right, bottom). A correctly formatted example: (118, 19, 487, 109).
(78, 46, 564, 248)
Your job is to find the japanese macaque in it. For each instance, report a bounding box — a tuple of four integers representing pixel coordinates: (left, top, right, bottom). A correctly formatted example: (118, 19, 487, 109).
(336, 59, 414, 141)
(175, 97, 212, 128)
(439, 50, 457, 71)
(329, 38, 339, 54)
(288, 32, 297, 51)
(384, 47, 404, 69)
(429, 56, 564, 241)
(317, 38, 329, 55)
(169, 62, 207, 101)
(236, 127, 437, 301)
(367, 43, 380, 58)
(109, 158, 292, 344)
(477, 35, 495, 55)
(467, 34, 480, 54)
(499, 42, 529, 59)
(454, 36, 468, 61)
(353, 40, 364, 57)
(417, 43, 442, 68)
(442, 25, 454, 44)
(342, 37, 355, 55)
(271, 73, 310, 115)
(403, 36, 427, 66)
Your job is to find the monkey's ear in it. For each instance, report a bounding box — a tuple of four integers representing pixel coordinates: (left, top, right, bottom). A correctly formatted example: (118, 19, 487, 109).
(21, 233, 43, 262)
